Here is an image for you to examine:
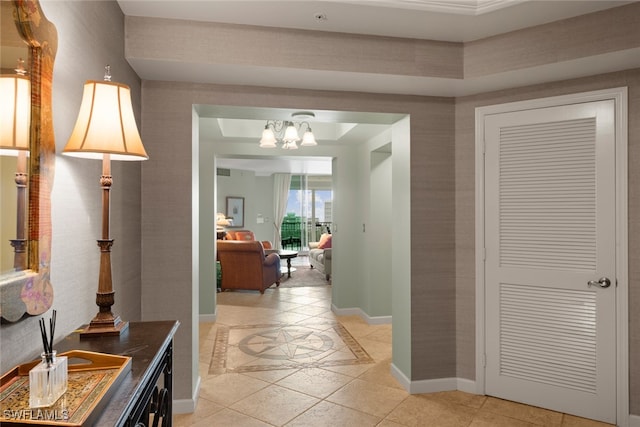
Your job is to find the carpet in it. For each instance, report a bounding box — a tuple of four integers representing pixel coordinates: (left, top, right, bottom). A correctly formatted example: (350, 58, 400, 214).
(276, 258, 330, 288)
(209, 321, 373, 375)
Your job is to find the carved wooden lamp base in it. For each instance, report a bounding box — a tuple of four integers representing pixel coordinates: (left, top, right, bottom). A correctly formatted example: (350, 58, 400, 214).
(80, 318, 129, 337)
(80, 290, 129, 337)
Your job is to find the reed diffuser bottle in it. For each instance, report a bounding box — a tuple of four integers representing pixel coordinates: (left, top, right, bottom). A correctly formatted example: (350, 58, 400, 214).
(29, 310, 67, 407)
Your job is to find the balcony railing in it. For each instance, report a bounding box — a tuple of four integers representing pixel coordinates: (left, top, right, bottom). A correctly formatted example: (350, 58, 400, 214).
(281, 221, 331, 250)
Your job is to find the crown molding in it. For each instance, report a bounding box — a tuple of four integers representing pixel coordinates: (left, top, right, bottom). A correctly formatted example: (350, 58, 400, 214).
(339, 0, 528, 16)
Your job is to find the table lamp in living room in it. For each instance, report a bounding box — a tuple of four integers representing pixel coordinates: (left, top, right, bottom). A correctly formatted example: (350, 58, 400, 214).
(63, 66, 148, 337)
(216, 212, 232, 239)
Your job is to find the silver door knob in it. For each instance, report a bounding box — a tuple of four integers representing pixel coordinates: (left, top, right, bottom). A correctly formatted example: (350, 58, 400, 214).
(587, 277, 611, 288)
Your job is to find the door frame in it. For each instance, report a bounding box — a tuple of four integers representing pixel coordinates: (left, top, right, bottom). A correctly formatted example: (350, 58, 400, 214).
(474, 88, 629, 425)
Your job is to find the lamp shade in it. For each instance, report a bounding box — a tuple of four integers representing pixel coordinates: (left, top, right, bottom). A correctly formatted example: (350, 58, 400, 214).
(0, 75, 30, 156)
(259, 127, 277, 148)
(300, 129, 317, 146)
(63, 80, 148, 161)
(283, 123, 300, 142)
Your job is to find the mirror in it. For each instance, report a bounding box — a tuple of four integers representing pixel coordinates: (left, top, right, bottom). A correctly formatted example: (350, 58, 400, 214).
(1, 2, 29, 273)
(0, 0, 57, 322)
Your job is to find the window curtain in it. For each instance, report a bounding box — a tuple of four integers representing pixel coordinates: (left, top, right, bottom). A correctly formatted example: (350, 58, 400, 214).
(273, 173, 291, 250)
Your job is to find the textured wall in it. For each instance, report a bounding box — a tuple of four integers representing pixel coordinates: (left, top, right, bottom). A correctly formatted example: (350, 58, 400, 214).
(0, 1, 143, 373)
(140, 81, 457, 399)
(455, 68, 640, 414)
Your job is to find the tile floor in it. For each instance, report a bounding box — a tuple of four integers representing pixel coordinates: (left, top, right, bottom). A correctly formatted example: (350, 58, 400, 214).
(174, 262, 614, 427)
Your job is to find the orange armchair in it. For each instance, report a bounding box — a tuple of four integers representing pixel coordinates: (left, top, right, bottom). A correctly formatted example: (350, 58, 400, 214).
(216, 240, 281, 293)
(224, 229, 272, 249)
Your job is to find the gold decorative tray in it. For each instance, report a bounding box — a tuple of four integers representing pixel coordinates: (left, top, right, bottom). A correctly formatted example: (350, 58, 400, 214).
(0, 350, 131, 426)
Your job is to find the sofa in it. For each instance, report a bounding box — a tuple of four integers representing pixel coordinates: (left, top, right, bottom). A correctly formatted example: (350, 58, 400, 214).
(308, 233, 332, 281)
(216, 240, 281, 293)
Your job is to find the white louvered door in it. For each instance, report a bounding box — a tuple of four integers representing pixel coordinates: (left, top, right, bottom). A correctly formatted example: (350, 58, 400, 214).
(484, 100, 616, 423)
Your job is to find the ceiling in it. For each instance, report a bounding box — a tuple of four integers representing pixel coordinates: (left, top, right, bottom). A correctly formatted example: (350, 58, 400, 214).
(117, 0, 634, 175)
(117, 0, 629, 43)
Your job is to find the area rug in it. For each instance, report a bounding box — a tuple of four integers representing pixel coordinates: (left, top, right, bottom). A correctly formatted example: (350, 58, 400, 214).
(209, 321, 373, 374)
(276, 258, 330, 288)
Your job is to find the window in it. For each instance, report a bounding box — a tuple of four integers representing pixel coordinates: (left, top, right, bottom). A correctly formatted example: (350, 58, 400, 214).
(283, 175, 332, 249)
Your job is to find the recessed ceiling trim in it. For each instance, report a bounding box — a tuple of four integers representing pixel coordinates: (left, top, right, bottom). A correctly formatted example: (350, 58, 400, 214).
(338, 0, 528, 15)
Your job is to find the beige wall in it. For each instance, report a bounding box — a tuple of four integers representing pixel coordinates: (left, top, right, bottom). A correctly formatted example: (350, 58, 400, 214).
(140, 81, 457, 400)
(455, 68, 640, 413)
(0, 1, 143, 374)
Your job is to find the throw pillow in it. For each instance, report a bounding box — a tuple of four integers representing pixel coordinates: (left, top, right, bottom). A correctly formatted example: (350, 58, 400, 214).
(318, 233, 332, 249)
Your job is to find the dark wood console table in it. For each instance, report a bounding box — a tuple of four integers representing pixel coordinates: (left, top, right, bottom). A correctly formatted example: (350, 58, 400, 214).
(56, 320, 179, 426)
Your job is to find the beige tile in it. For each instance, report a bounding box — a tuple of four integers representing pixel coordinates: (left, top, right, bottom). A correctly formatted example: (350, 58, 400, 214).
(224, 345, 261, 369)
(326, 378, 408, 418)
(241, 368, 299, 383)
(362, 325, 392, 344)
(172, 413, 195, 427)
(357, 359, 404, 390)
(287, 305, 331, 317)
(561, 414, 615, 427)
(192, 408, 272, 427)
(319, 348, 359, 363)
(276, 367, 354, 398)
(285, 400, 381, 426)
(270, 311, 314, 323)
(314, 310, 339, 321)
(191, 397, 225, 420)
(377, 420, 408, 427)
(322, 362, 375, 377)
(482, 397, 563, 426)
(199, 373, 269, 406)
(194, 281, 596, 427)
(357, 337, 393, 360)
(419, 390, 487, 409)
(470, 410, 538, 426)
(385, 394, 478, 427)
(231, 384, 320, 426)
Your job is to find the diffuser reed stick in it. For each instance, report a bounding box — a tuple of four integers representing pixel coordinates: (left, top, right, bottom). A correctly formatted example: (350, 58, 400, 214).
(39, 309, 57, 364)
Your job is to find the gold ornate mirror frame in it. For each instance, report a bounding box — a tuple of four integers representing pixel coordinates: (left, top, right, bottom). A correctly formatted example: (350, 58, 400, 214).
(0, 0, 57, 322)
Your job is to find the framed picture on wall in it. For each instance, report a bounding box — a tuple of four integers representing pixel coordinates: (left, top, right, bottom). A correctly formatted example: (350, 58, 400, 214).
(226, 196, 244, 228)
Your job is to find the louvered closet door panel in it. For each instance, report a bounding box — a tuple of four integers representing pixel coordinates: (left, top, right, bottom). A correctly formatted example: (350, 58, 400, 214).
(484, 100, 616, 423)
(499, 118, 596, 271)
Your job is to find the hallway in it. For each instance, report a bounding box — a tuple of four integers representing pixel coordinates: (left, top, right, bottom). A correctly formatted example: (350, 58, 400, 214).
(174, 281, 613, 426)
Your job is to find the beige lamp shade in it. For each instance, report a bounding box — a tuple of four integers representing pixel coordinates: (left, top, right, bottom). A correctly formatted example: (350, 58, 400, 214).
(216, 212, 232, 227)
(63, 80, 148, 161)
(0, 75, 30, 156)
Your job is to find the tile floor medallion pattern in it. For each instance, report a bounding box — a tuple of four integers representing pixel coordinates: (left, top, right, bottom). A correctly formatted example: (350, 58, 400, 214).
(210, 321, 374, 374)
(176, 256, 616, 426)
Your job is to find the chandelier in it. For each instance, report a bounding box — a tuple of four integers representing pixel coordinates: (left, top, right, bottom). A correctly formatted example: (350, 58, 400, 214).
(259, 111, 317, 150)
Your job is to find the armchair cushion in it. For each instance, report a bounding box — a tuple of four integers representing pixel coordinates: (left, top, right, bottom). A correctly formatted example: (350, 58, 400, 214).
(225, 229, 272, 249)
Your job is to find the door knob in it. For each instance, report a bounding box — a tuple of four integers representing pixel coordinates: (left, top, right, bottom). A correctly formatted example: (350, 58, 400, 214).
(587, 277, 611, 288)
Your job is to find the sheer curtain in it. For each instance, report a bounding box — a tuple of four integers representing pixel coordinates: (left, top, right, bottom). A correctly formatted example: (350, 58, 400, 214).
(273, 173, 291, 249)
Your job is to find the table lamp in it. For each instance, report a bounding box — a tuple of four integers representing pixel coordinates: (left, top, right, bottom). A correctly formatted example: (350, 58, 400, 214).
(63, 66, 148, 336)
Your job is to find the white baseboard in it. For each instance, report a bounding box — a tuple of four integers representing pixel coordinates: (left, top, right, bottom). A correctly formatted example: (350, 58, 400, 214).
(331, 305, 392, 325)
(456, 378, 477, 394)
(390, 362, 411, 391)
(199, 313, 217, 322)
(173, 375, 201, 414)
(390, 363, 478, 395)
(630, 414, 640, 427)
(331, 305, 360, 316)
